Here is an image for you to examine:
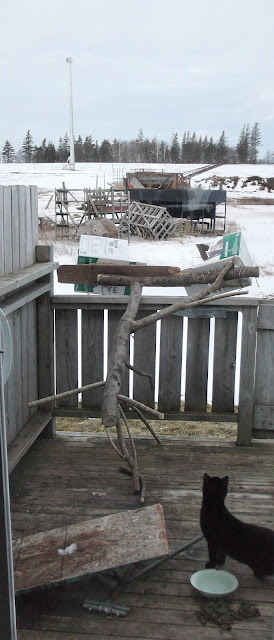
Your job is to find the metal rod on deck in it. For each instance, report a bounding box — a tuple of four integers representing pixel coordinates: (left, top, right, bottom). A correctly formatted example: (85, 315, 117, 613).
(0, 343, 17, 639)
(123, 533, 204, 585)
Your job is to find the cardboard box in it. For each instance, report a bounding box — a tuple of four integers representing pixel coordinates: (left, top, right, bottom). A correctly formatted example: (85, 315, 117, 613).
(79, 235, 129, 262)
(206, 232, 252, 265)
(75, 235, 135, 296)
(185, 232, 253, 296)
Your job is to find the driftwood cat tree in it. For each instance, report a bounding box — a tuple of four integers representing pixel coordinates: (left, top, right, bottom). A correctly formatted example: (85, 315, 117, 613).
(29, 260, 259, 503)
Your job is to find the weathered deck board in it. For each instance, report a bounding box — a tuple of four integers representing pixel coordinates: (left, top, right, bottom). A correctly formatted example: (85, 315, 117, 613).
(133, 311, 156, 407)
(10, 435, 274, 640)
(55, 309, 78, 406)
(185, 318, 210, 411)
(158, 315, 183, 412)
(81, 309, 104, 408)
(212, 312, 238, 412)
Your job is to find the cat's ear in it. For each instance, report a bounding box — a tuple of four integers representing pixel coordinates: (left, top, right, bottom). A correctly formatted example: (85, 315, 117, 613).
(203, 473, 210, 484)
(222, 476, 229, 489)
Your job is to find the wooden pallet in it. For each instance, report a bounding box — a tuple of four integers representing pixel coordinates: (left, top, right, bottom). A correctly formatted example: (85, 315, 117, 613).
(120, 201, 176, 240)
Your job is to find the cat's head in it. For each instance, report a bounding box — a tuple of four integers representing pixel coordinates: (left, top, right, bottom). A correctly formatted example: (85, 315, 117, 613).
(202, 473, 229, 502)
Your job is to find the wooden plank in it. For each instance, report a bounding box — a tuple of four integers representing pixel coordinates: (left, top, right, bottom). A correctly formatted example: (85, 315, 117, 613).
(254, 337, 274, 406)
(8, 411, 52, 473)
(11, 185, 20, 272)
(9, 308, 23, 443)
(0, 262, 58, 298)
(18, 186, 27, 270)
(14, 505, 168, 593)
(55, 310, 78, 407)
(158, 315, 183, 412)
(30, 185, 38, 259)
(53, 406, 238, 422)
(133, 311, 156, 407)
(253, 429, 274, 439)
(81, 309, 104, 408)
(253, 405, 274, 431)
(174, 308, 227, 318)
(4, 314, 15, 444)
(37, 293, 55, 437)
(185, 318, 210, 412)
(58, 264, 181, 284)
(237, 306, 258, 445)
(21, 304, 29, 426)
(3, 186, 12, 275)
(0, 186, 4, 275)
(108, 309, 129, 397)
(212, 312, 238, 412)
(25, 186, 33, 267)
(1, 282, 51, 316)
(257, 303, 274, 330)
(27, 300, 38, 420)
(51, 294, 259, 310)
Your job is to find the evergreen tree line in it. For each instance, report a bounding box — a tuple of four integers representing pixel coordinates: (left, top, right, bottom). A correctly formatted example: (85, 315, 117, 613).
(1, 123, 271, 164)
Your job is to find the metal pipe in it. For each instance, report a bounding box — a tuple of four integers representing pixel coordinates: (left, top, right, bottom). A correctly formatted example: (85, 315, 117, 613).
(0, 346, 17, 639)
(66, 57, 75, 171)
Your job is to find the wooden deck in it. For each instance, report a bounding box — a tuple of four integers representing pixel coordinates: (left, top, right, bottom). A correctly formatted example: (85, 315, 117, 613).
(10, 432, 274, 640)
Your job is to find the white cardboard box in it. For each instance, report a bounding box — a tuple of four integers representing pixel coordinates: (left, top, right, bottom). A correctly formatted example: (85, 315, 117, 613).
(76, 235, 136, 295)
(79, 235, 129, 263)
(185, 232, 253, 296)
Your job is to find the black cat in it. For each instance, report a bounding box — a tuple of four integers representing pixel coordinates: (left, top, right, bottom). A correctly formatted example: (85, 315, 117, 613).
(200, 473, 274, 578)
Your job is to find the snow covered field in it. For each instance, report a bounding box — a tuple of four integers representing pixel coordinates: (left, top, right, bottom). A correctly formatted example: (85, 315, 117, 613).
(0, 162, 273, 297)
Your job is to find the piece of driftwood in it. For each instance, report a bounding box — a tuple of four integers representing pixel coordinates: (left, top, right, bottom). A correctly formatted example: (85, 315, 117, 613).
(118, 405, 140, 493)
(58, 263, 258, 286)
(102, 261, 240, 427)
(27, 380, 106, 408)
(99, 260, 252, 500)
(58, 264, 181, 284)
(97, 271, 253, 289)
(27, 361, 152, 409)
(50, 258, 255, 502)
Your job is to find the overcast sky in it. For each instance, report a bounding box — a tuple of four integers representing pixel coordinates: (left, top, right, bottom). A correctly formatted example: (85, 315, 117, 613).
(1, 0, 274, 156)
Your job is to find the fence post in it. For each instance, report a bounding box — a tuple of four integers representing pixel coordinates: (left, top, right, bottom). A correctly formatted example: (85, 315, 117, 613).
(237, 306, 258, 445)
(36, 246, 56, 438)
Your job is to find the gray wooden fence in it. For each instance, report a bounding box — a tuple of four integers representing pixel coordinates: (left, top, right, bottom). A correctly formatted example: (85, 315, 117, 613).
(0, 185, 38, 275)
(0, 185, 57, 468)
(52, 294, 274, 444)
(253, 303, 274, 438)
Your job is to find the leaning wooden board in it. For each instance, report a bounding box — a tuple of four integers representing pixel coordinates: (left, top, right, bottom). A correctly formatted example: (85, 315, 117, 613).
(13, 504, 168, 593)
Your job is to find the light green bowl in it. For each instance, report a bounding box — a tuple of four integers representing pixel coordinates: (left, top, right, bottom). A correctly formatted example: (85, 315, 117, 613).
(190, 569, 238, 598)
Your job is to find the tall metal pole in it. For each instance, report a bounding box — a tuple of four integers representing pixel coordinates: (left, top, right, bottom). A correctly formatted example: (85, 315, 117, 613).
(0, 327, 17, 638)
(66, 57, 75, 171)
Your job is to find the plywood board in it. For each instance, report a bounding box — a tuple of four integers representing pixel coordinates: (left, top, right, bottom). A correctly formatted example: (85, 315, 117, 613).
(13, 504, 168, 593)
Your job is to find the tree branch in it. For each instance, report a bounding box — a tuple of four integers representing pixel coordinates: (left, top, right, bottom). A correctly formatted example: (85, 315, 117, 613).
(28, 380, 105, 408)
(102, 280, 142, 427)
(119, 405, 140, 492)
(97, 265, 258, 287)
(117, 394, 164, 420)
(116, 415, 140, 492)
(129, 405, 161, 445)
(131, 261, 239, 333)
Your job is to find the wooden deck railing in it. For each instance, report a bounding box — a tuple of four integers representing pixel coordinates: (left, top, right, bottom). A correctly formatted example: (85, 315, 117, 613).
(51, 293, 273, 445)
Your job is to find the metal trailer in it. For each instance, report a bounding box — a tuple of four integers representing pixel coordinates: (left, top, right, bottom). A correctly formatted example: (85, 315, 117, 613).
(127, 187, 227, 232)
